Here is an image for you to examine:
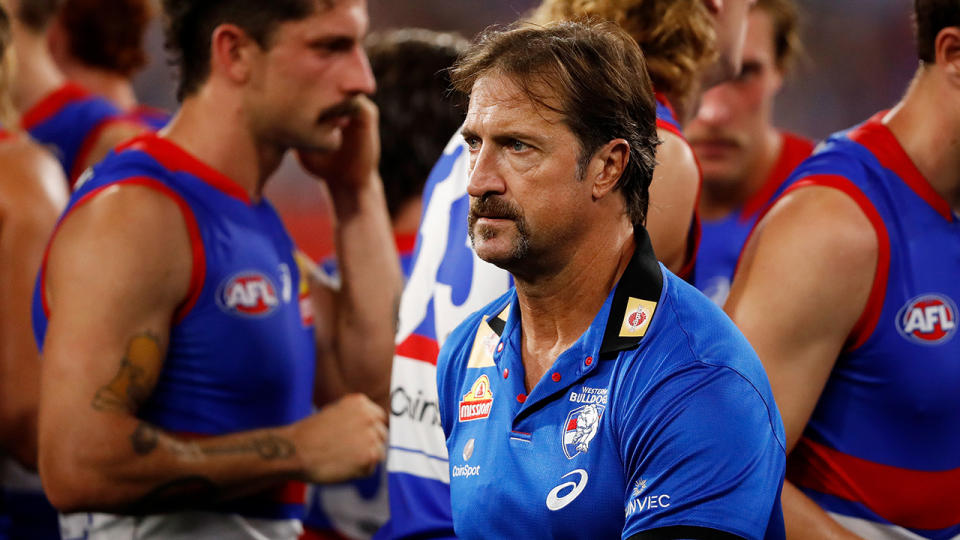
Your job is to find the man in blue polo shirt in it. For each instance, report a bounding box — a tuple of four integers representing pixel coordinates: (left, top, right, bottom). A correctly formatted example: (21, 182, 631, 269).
(436, 20, 786, 539)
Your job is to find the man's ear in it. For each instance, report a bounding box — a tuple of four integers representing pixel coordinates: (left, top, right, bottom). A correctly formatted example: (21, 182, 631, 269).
(589, 139, 630, 201)
(209, 23, 258, 86)
(935, 26, 960, 85)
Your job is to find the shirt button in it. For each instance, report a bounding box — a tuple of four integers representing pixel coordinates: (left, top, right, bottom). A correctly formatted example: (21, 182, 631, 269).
(551, 372, 561, 382)
(497, 342, 504, 353)
(585, 356, 593, 366)
(517, 393, 527, 403)
(503, 368, 509, 379)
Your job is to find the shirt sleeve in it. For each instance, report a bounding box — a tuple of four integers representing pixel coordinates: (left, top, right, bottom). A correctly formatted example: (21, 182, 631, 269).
(614, 363, 786, 540)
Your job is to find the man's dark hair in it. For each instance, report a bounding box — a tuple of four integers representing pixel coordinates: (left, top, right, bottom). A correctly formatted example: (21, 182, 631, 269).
(915, 0, 960, 63)
(755, 0, 803, 73)
(59, 0, 150, 77)
(451, 20, 660, 226)
(161, 0, 320, 100)
(17, 0, 63, 33)
(367, 29, 468, 220)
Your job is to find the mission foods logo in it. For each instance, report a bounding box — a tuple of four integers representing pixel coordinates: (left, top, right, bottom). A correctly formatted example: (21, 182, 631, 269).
(459, 375, 493, 422)
(896, 294, 957, 345)
(217, 271, 280, 317)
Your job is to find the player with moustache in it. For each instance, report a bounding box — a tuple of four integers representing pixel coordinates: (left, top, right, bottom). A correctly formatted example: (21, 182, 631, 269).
(33, 0, 401, 538)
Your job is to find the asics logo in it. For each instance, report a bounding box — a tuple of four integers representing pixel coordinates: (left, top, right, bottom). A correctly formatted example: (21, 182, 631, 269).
(546, 469, 588, 511)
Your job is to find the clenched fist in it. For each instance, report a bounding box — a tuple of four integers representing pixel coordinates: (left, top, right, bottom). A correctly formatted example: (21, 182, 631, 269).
(290, 393, 387, 484)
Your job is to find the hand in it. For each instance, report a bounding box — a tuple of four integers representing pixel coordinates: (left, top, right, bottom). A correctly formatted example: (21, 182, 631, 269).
(290, 393, 387, 484)
(297, 95, 380, 196)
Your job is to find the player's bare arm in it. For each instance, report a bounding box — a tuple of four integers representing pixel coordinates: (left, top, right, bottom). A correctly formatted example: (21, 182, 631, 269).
(38, 184, 385, 512)
(298, 96, 402, 410)
(0, 138, 66, 468)
(725, 185, 877, 539)
(646, 129, 699, 274)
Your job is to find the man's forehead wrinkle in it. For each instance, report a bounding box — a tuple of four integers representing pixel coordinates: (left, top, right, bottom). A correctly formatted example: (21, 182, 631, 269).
(468, 74, 567, 130)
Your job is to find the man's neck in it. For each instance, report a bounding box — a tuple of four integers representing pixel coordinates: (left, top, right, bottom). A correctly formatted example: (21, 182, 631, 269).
(513, 220, 635, 391)
(59, 63, 138, 111)
(700, 128, 783, 220)
(885, 67, 960, 214)
(163, 87, 285, 202)
(11, 32, 65, 115)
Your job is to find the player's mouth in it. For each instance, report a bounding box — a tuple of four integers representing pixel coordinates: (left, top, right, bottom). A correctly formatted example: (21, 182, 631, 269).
(690, 138, 741, 158)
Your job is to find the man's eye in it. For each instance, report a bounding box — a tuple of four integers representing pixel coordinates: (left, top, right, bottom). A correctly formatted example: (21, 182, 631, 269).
(464, 136, 480, 151)
(510, 140, 527, 152)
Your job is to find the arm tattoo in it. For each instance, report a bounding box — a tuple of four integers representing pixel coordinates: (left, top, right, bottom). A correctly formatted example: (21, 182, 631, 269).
(130, 422, 159, 455)
(201, 435, 296, 461)
(92, 332, 163, 413)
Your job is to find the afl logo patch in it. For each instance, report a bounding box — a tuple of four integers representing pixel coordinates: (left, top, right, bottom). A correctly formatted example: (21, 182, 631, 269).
(217, 271, 280, 317)
(896, 294, 957, 345)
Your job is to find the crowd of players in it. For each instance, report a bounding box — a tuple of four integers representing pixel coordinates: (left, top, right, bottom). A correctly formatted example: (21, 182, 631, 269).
(0, 0, 956, 539)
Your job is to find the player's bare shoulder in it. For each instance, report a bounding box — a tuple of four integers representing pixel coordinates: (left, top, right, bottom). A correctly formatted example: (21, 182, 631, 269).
(0, 133, 68, 219)
(647, 128, 699, 272)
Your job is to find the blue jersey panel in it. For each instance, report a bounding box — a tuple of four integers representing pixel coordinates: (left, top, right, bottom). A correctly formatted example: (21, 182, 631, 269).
(32, 134, 316, 521)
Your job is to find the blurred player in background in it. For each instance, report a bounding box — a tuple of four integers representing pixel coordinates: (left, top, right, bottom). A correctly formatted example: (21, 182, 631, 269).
(48, 0, 171, 129)
(686, 0, 813, 305)
(379, 0, 756, 538)
(726, 0, 960, 537)
(0, 3, 68, 539)
(0, 0, 145, 187)
(304, 28, 467, 540)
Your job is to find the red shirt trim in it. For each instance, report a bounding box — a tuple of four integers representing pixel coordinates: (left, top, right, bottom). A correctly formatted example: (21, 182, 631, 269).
(849, 113, 953, 222)
(117, 134, 251, 204)
(781, 175, 890, 351)
(789, 436, 960, 530)
(739, 132, 815, 220)
(20, 82, 90, 131)
(40, 177, 207, 323)
(69, 116, 145, 187)
(395, 334, 440, 365)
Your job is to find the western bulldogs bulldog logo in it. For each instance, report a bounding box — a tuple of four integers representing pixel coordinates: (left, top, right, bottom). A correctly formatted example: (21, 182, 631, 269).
(896, 294, 957, 345)
(217, 271, 280, 317)
(562, 404, 604, 459)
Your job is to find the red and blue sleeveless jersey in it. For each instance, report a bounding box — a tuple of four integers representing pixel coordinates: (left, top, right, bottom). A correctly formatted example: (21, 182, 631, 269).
(32, 133, 316, 523)
(695, 132, 813, 305)
(22, 82, 141, 188)
(654, 93, 700, 283)
(778, 113, 960, 539)
(379, 95, 705, 539)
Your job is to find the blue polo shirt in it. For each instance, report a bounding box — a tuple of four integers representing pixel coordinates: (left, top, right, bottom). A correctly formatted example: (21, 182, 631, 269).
(437, 229, 786, 539)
